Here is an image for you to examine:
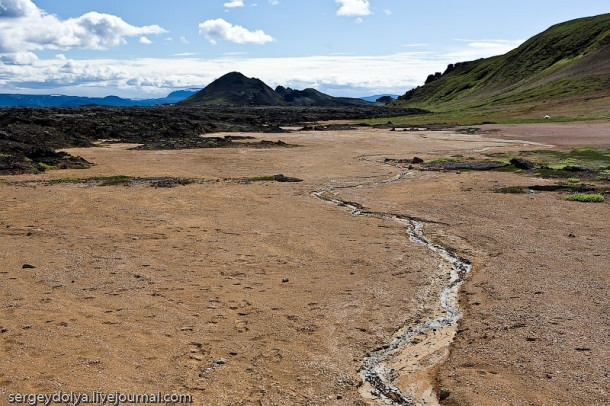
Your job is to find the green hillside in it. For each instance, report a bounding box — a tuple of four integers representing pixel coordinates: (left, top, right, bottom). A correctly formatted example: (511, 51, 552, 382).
(391, 13, 610, 121)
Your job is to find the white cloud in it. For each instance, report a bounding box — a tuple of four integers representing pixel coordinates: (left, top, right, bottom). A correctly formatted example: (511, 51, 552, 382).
(335, 0, 371, 17)
(0, 36, 523, 98)
(0, 49, 500, 98)
(180, 36, 189, 44)
(0, 0, 166, 63)
(451, 39, 524, 58)
(199, 18, 274, 45)
(223, 0, 244, 7)
(139, 37, 152, 45)
(384, 9, 392, 16)
(269, 0, 280, 5)
(0, 0, 38, 17)
(0, 51, 37, 65)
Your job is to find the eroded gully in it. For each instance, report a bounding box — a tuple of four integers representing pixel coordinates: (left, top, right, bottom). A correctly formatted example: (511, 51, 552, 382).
(312, 162, 472, 406)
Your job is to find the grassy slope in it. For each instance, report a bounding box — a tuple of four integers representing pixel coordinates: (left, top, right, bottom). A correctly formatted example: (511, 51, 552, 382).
(388, 13, 610, 124)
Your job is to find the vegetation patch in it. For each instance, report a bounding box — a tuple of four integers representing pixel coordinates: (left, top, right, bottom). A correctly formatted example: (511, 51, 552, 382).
(565, 193, 605, 202)
(487, 149, 610, 180)
(95, 175, 133, 186)
(247, 175, 277, 182)
(38, 163, 58, 171)
(429, 157, 461, 164)
(520, 147, 610, 171)
(496, 186, 526, 194)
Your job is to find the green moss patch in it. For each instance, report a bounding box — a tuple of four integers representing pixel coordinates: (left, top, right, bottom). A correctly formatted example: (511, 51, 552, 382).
(565, 193, 605, 202)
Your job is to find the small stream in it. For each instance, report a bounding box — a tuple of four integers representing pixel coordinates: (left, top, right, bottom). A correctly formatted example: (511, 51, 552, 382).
(312, 169, 471, 405)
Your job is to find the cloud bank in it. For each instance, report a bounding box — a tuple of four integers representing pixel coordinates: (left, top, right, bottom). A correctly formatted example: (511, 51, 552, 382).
(199, 18, 274, 44)
(335, 0, 371, 17)
(0, 47, 515, 98)
(223, 0, 245, 8)
(0, 2, 524, 99)
(0, 0, 166, 64)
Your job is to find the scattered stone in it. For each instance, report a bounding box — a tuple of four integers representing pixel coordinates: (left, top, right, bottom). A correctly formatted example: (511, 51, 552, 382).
(438, 387, 451, 401)
(262, 126, 288, 133)
(215, 358, 227, 365)
(273, 174, 302, 183)
(562, 165, 588, 172)
(22, 264, 35, 269)
(26, 232, 33, 236)
(149, 177, 193, 188)
(568, 233, 576, 238)
(384, 158, 411, 165)
(423, 161, 506, 171)
(282, 278, 289, 283)
(509, 158, 534, 170)
(412, 157, 424, 164)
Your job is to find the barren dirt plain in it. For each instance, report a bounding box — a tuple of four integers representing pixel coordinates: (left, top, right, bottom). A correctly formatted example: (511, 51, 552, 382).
(1, 123, 608, 405)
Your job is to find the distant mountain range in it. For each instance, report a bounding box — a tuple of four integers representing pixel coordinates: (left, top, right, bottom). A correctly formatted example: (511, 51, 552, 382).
(360, 94, 399, 103)
(0, 89, 201, 108)
(0, 80, 396, 108)
(276, 86, 384, 107)
(391, 13, 610, 115)
(179, 72, 388, 107)
(3, 13, 606, 113)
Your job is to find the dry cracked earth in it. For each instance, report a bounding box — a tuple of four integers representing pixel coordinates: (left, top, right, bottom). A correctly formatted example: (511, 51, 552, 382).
(0, 123, 608, 405)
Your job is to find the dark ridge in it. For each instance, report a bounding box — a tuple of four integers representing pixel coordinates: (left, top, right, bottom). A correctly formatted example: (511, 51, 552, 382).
(180, 72, 286, 106)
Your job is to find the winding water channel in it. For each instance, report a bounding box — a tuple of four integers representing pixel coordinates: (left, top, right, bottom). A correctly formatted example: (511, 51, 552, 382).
(312, 165, 472, 405)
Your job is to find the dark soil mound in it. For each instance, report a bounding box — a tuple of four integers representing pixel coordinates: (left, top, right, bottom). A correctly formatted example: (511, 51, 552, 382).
(180, 72, 286, 106)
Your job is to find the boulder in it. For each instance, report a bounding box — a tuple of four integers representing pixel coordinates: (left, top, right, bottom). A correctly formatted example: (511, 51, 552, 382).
(509, 158, 534, 170)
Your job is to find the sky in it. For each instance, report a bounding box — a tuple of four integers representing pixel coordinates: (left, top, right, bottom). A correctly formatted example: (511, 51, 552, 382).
(0, 0, 607, 98)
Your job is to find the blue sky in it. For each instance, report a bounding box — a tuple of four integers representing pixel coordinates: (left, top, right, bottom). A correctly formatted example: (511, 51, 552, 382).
(0, 0, 607, 97)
